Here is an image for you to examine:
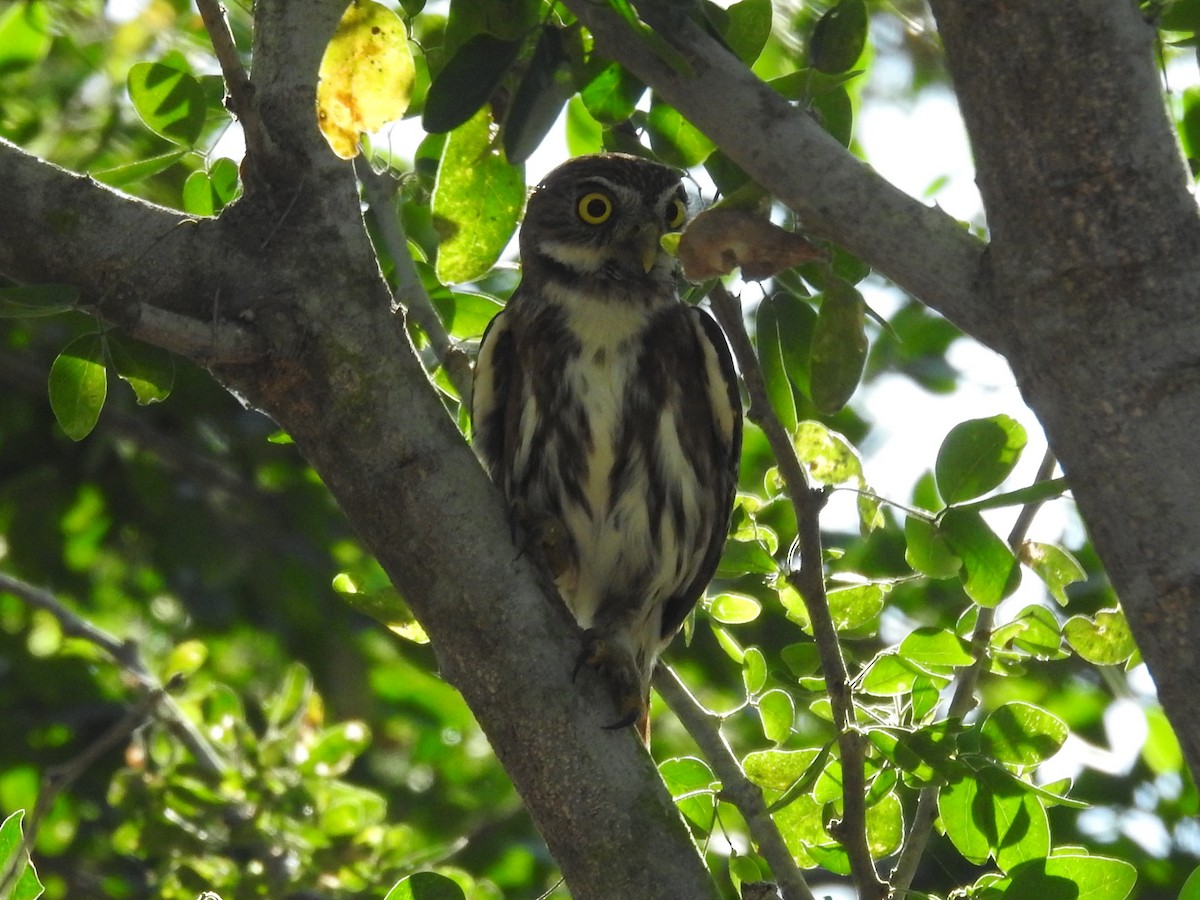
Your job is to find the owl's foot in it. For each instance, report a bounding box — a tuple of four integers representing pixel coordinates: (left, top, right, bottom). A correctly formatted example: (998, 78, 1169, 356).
(575, 629, 651, 741)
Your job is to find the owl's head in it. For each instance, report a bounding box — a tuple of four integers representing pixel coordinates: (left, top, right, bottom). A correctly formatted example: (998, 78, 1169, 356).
(520, 153, 689, 294)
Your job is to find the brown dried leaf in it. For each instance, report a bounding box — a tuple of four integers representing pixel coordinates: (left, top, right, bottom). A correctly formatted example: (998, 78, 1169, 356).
(677, 209, 824, 282)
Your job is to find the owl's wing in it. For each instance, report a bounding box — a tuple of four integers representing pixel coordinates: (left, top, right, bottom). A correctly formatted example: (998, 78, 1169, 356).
(471, 305, 516, 489)
(658, 306, 743, 640)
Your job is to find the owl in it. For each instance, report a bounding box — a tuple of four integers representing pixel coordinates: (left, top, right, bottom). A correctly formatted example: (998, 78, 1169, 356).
(471, 153, 742, 740)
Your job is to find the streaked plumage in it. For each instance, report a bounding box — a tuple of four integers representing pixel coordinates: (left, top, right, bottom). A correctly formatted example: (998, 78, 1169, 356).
(471, 153, 741, 738)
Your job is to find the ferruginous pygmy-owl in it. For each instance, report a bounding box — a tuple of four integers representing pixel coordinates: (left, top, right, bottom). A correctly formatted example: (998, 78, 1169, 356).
(471, 153, 742, 739)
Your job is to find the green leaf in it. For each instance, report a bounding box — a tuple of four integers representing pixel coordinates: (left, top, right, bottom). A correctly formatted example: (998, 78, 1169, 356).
(866, 791, 904, 860)
(49, 334, 108, 441)
(905, 515, 962, 579)
(163, 639, 208, 682)
(503, 26, 574, 165)
(1064, 607, 1136, 665)
(432, 108, 524, 283)
(316, 0, 415, 159)
(0, 1, 51, 75)
(90, 150, 189, 188)
(1020, 541, 1085, 607)
(1180, 863, 1200, 900)
(647, 97, 715, 168)
(0, 810, 44, 900)
(710, 592, 762, 625)
(938, 776, 992, 865)
(940, 508, 1021, 607)
(430, 290, 503, 340)
(303, 721, 372, 777)
(107, 333, 175, 405)
(707, 0, 773, 65)
(900, 627, 974, 668)
(758, 689, 794, 743)
(809, 279, 868, 414)
(717, 536, 778, 576)
(1142, 705, 1184, 775)
(565, 94, 604, 156)
(757, 293, 798, 432)
(1002, 855, 1136, 900)
(743, 747, 823, 793)
(127, 61, 207, 147)
(182, 170, 216, 216)
(659, 756, 716, 830)
(385, 871, 468, 900)
(996, 604, 1064, 658)
(209, 157, 241, 205)
(264, 662, 313, 728)
(993, 789, 1051, 874)
(579, 62, 646, 125)
(793, 420, 864, 486)
(742, 646, 767, 694)
(860, 654, 939, 697)
(422, 33, 522, 134)
(980, 701, 1068, 767)
(811, 83, 854, 148)
(808, 0, 867, 74)
(827, 582, 886, 631)
(935, 415, 1028, 504)
(0, 284, 78, 318)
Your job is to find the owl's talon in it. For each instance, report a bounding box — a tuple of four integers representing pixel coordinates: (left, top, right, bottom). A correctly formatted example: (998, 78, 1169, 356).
(602, 705, 642, 731)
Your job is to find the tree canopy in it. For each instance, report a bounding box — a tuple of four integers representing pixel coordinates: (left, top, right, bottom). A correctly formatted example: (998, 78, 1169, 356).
(2, 1, 1200, 899)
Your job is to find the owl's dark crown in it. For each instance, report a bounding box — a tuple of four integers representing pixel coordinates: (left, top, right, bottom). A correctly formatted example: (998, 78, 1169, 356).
(518, 153, 688, 302)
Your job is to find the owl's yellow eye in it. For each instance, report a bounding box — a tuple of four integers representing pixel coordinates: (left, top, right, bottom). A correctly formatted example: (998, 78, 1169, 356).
(666, 197, 688, 230)
(577, 192, 613, 225)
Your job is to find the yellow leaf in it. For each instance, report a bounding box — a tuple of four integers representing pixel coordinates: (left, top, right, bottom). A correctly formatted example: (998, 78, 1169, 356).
(317, 0, 414, 160)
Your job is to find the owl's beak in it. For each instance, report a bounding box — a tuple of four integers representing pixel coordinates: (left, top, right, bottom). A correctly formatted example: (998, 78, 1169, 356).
(634, 223, 662, 274)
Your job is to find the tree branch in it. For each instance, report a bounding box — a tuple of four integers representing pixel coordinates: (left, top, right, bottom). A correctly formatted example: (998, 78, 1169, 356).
(0, 571, 225, 776)
(707, 285, 885, 899)
(357, 160, 475, 405)
(655, 666, 816, 900)
(196, 0, 274, 181)
(560, 0, 1002, 355)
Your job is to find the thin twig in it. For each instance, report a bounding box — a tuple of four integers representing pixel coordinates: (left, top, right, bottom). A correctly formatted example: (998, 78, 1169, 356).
(655, 666, 816, 900)
(196, 0, 274, 180)
(0, 689, 163, 897)
(706, 284, 887, 900)
(0, 572, 225, 776)
(356, 159, 475, 405)
(889, 448, 1060, 892)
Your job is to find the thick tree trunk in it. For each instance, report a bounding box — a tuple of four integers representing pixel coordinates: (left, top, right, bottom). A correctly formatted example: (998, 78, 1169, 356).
(929, 2, 1200, 778)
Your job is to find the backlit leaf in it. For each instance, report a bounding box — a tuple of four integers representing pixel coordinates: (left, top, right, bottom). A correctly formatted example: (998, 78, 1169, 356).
(935, 415, 1027, 504)
(827, 582, 886, 631)
(432, 108, 524, 283)
(758, 689, 794, 743)
(107, 333, 175, 405)
(1064, 607, 1136, 665)
(980, 701, 1068, 767)
(317, 0, 415, 159)
(1020, 541, 1086, 607)
(385, 871, 468, 900)
(757, 293, 798, 432)
(659, 756, 717, 830)
(904, 515, 962, 579)
(710, 592, 762, 625)
(579, 62, 646, 125)
(0, 810, 44, 900)
(49, 334, 108, 441)
(1002, 855, 1136, 900)
(0, 0, 50, 74)
(793, 420, 863, 486)
(900, 627, 974, 668)
(647, 97, 715, 168)
(127, 62, 207, 147)
(940, 508, 1020, 607)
